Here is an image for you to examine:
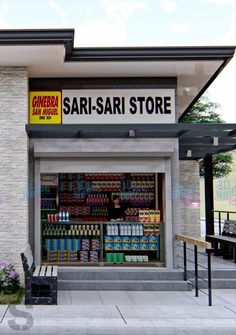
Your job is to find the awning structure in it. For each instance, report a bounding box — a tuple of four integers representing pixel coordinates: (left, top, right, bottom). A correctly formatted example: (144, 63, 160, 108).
(26, 123, 236, 160)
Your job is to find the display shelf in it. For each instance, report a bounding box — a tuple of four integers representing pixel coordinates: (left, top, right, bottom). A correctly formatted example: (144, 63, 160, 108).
(41, 172, 163, 266)
(41, 197, 57, 200)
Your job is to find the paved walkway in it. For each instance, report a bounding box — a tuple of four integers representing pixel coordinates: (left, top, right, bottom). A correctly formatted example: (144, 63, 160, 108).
(0, 289, 235, 334)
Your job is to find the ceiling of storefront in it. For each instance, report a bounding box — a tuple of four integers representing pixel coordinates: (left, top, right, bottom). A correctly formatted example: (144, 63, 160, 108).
(26, 123, 236, 160)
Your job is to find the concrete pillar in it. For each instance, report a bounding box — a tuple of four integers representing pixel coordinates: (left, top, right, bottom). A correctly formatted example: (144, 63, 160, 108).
(179, 160, 201, 237)
(0, 67, 28, 281)
(204, 156, 214, 235)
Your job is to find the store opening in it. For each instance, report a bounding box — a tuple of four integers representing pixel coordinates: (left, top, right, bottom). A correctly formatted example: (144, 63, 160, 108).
(41, 172, 165, 266)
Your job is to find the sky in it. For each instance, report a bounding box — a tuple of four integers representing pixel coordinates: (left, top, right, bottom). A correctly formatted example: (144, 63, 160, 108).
(0, 0, 235, 122)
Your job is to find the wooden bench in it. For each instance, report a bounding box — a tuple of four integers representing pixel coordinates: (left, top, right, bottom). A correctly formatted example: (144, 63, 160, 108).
(21, 245, 57, 305)
(206, 220, 236, 263)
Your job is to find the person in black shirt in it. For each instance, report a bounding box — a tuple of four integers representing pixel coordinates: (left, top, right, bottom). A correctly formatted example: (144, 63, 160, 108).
(109, 195, 125, 221)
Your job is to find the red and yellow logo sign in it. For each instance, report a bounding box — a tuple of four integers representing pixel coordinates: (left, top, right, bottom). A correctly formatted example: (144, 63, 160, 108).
(29, 91, 62, 124)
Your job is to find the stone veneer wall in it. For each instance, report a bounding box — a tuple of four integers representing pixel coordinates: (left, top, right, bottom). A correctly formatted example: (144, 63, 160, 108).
(171, 140, 181, 268)
(179, 160, 201, 237)
(0, 67, 28, 282)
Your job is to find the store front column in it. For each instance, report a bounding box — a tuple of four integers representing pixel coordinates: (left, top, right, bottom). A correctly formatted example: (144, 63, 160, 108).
(204, 156, 214, 236)
(0, 67, 28, 280)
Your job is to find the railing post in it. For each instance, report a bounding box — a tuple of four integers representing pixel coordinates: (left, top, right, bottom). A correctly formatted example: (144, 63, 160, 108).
(227, 212, 229, 220)
(194, 245, 198, 297)
(218, 211, 221, 235)
(183, 241, 187, 281)
(207, 249, 213, 306)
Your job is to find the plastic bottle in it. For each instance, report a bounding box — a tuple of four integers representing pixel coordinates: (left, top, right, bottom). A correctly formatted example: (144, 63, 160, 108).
(110, 224, 114, 236)
(62, 211, 66, 222)
(66, 211, 69, 222)
(132, 224, 136, 236)
(59, 211, 62, 222)
(115, 224, 119, 235)
(136, 224, 140, 236)
(140, 224, 143, 236)
(127, 225, 131, 236)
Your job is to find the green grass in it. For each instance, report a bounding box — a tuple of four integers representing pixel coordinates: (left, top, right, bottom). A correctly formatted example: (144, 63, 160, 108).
(0, 288, 24, 305)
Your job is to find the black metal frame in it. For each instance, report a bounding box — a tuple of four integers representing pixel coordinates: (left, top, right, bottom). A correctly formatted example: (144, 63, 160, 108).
(182, 242, 214, 306)
(206, 216, 236, 263)
(21, 252, 57, 305)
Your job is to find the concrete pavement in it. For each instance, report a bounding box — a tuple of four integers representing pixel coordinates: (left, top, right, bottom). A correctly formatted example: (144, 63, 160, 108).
(0, 289, 235, 334)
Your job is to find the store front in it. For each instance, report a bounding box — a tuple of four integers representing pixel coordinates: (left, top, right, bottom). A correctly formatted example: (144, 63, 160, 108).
(32, 134, 178, 268)
(0, 29, 235, 277)
(29, 85, 179, 268)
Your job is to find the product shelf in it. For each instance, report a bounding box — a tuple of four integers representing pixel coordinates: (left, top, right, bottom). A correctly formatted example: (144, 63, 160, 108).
(41, 172, 164, 266)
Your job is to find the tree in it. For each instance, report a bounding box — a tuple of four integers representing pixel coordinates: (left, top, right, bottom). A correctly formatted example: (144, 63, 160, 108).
(180, 96, 233, 178)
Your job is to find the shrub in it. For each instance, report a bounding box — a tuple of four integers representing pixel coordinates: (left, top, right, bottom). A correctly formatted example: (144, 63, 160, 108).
(0, 261, 20, 294)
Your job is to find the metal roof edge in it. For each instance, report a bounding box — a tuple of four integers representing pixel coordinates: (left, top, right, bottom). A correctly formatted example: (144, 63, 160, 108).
(0, 29, 234, 62)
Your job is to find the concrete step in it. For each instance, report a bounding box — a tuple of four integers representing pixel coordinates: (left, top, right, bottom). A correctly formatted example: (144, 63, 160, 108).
(58, 269, 184, 281)
(206, 269, 236, 279)
(185, 267, 236, 279)
(58, 279, 192, 291)
(189, 278, 236, 289)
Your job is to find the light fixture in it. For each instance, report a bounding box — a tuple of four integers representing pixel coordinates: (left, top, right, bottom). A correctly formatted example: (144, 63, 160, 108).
(212, 136, 219, 146)
(186, 149, 192, 158)
(128, 129, 136, 137)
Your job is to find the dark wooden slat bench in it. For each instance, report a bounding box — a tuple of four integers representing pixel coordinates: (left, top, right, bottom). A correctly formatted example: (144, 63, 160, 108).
(206, 220, 236, 263)
(21, 245, 57, 305)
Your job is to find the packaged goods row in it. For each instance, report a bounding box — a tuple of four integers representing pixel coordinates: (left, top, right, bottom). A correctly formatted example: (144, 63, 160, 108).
(59, 180, 84, 193)
(41, 199, 57, 209)
(105, 242, 159, 251)
(59, 193, 85, 203)
(47, 250, 99, 262)
(104, 235, 159, 244)
(106, 223, 144, 236)
(106, 223, 159, 236)
(105, 253, 149, 262)
(83, 173, 124, 180)
(45, 238, 100, 251)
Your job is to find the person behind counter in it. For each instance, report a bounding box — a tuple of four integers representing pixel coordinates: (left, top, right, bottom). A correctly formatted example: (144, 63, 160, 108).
(109, 195, 125, 221)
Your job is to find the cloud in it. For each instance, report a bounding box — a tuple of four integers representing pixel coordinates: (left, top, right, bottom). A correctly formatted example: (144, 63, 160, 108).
(75, 19, 127, 47)
(200, 0, 235, 6)
(169, 21, 188, 35)
(159, 0, 176, 13)
(75, 0, 148, 47)
(0, 3, 10, 28)
(49, 0, 68, 20)
(100, 0, 148, 21)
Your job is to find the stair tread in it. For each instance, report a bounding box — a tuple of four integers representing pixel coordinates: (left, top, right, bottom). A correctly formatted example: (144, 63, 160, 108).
(189, 278, 236, 281)
(59, 279, 189, 283)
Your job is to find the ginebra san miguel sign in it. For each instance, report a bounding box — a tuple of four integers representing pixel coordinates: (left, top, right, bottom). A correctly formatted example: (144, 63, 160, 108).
(29, 89, 175, 124)
(29, 91, 62, 124)
(62, 89, 175, 124)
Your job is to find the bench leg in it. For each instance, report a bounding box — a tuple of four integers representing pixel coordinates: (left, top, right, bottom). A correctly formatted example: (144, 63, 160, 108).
(25, 279, 57, 305)
(213, 242, 221, 256)
(233, 246, 236, 263)
(222, 244, 233, 260)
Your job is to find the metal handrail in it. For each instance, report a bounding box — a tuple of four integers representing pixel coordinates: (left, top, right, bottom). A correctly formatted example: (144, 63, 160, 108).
(176, 234, 214, 306)
(212, 210, 236, 235)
